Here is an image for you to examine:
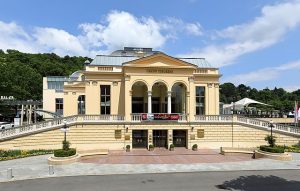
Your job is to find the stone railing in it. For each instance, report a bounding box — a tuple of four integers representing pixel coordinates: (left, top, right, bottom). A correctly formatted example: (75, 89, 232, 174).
(195, 115, 300, 135)
(1, 114, 299, 141)
(0, 115, 124, 141)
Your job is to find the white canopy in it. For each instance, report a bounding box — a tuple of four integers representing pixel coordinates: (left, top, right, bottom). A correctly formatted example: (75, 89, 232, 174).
(234, 98, 270, 108)
(223, 98, 271, 114)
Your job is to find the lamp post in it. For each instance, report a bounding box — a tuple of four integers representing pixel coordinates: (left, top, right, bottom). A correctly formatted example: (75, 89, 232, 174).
(231, 102, 235, 148)
(269, 120, 274, 139)
(61, 119, 68, 142)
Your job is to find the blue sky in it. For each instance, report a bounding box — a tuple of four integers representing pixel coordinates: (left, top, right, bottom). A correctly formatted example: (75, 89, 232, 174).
(1, 0, 300, 91)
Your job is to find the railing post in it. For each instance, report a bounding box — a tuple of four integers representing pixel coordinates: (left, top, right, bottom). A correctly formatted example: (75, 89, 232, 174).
(49, 165, 54, 175)
(7, 168, 13, 179)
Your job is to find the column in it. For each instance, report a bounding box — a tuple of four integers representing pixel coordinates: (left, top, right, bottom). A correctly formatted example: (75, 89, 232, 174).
(188, 77, 195, 122)
(20, 104, 24, 126)
(124, 75, 131, 121)
(147, 91, 152, 114)
(29, 105, 32, 124)
(167, 91, 172, 114)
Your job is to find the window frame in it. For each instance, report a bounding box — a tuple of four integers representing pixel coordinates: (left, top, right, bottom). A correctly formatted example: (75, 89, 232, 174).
(100, 85, 111, 115)
(195, 86, 205, 115)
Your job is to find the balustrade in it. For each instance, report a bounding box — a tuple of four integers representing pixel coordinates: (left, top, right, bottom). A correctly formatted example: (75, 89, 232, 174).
(1, 114, 299, 141)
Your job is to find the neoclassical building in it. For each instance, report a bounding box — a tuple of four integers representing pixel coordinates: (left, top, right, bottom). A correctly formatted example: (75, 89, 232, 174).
(44, 47, 220, 149)
(0, 47, 298, 150)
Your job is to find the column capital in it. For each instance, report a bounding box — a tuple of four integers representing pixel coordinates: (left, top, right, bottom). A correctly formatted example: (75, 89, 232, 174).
(124, 75, 130, 81)
(147, 91, 152, 96)
(188, 77, 194, 82)
(167, 91, 172, 96)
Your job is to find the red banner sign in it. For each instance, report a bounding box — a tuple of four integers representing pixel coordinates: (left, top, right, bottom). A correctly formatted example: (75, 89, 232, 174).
(141, 113, 180, 121)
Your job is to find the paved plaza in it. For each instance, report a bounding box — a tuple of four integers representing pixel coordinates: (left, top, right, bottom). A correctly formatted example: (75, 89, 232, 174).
(81, 148, 253, 164)
(0, 149, 300, 182)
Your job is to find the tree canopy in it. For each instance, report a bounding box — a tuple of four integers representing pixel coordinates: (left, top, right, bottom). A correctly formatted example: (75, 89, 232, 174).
(220, 83, 300, 112)
(0, 49, 88, 100)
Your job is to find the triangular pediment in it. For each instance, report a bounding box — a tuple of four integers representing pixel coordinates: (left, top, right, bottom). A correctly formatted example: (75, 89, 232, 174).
(123, 53, 197, 68)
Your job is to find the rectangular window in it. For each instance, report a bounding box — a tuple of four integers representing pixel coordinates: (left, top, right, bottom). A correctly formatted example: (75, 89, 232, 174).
(100, 85, 111, 114)
(55, 98, 63, 116)
(196, 86, 205, 115)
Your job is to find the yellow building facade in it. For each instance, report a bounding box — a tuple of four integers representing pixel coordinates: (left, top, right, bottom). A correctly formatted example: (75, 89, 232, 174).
(61, 48, 221, 149)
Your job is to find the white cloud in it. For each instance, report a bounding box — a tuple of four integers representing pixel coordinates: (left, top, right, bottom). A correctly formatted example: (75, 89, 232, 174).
(185, 23, 203, 36)
(34, 27, 88, 56)
(223, 60, 300, 85)
(0, 11, 202, 57)
(97, 11, 166, 50)
(284, 86, 300, 92)
(159, 17, 203, 38)
(181, 0, 300, 67)
(0, 21, 38, 53)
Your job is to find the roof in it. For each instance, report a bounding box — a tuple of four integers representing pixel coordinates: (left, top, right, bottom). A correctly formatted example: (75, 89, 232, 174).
(69, 70, 83, 81)
(90, 55, 213, 68)
(90, 55, 138, 66)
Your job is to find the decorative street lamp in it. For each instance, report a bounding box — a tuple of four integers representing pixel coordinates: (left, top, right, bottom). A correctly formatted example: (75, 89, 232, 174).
(60, 119, 68, 143)
(231, 102, 236, 147)
(269, 120, 274, 139)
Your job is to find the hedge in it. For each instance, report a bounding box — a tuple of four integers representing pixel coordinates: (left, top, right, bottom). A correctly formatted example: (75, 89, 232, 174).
(0, 149, 54, 161)
(54, 148, 76, 157)
(259, 145, 284, 153)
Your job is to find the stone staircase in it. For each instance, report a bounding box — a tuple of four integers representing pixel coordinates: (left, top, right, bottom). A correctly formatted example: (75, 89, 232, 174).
(1, 115, 299, 142)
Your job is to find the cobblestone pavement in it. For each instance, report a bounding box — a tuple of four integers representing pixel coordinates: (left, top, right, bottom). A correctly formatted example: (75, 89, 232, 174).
(80, 148, 254, 164)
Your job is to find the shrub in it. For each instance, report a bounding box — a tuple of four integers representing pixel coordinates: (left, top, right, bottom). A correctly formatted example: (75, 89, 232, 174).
(259, 145, 284, 153)
(192, 144, 198, 149)
(0, 149, 53, 161)
(265, 135, 276, 147)
(149, 144, 154, 149)
(62, 140, 70, 150)
(126, 145, 130, 150)
(54, 148, 76, 157)
(169, 144, 175, 148)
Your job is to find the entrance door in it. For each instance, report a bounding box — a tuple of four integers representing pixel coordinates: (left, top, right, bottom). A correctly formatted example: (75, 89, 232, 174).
(132, 130, 148, 148)
(173, 130, 187, 147)
(153, 130, 167, 148)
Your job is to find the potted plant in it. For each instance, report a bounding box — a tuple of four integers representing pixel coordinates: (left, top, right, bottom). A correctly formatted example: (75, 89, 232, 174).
(192, 144, 198, 151)
(149, 144, 154, 151)
(169, 144, 175, 151)
(53, 141, 76, 157)
(126, 145, 130, 152)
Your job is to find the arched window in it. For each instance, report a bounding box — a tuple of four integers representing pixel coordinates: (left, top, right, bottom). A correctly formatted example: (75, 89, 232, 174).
(81, 75, 85, 81)
(78, 95, 85, 114)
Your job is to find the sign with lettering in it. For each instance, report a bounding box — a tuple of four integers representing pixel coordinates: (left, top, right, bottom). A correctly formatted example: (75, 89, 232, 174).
(146, 69, 173, 74)
(115, 130, 122, 139)
(0, 96, 14, 100)
(141, 113, 180, 121)
(197, 129, 205, 138)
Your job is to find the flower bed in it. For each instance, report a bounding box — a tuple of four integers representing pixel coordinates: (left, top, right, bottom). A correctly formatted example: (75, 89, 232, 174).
(0, 149, 53, 161)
